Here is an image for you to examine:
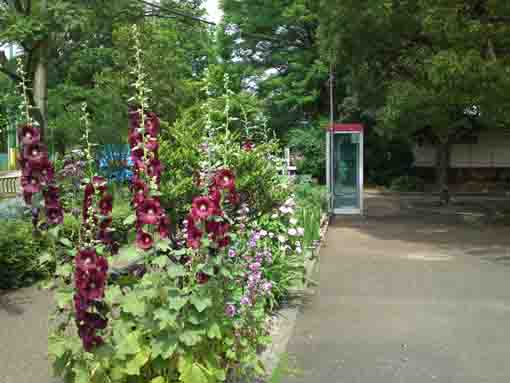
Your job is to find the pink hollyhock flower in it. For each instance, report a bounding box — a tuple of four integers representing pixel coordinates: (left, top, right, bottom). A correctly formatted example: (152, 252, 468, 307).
(191, 196, 216, 221)
(214, 169, 235, 191)
(145, 112, 160, 137)
(137, 198, 162, 225)
(242, 141, 254, 151)
(159, 215, 171, 239)
(136, 230, 154, 250)
(21, 175, 41, 194)
(98, 194, 113, 215)
(18, 125, 41, 145)
(75, 249, 98, 272)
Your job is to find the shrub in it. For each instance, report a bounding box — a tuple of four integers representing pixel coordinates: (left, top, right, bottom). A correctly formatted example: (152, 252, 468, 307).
(287, 121, 326, 181)
(390, 175, 425, 192)
(0, 220, 49, 289)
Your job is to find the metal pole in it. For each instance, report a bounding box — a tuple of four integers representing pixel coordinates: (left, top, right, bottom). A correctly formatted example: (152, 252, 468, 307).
(327, 63, 334, 213)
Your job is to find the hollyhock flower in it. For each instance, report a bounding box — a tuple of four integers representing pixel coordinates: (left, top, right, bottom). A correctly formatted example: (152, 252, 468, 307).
(145, 137, 159, 152)
(130, 147, 144, 162)
(18, 125, 41, 145)
(217, 236, 230, 248)
(98, 194, 113, 215)
(24, 143, 48, 166)
(196, 272, 209, 285)
(132, 177, 148, 196)
(290, 218, 298, 225)
(98, 229, 113, 244)
(214, 169, 235, 191)
(92, 176, 107, 192)
(297, 227, 305, 236)
(191, 196, 216, 221)
(75, 268, 107, 301)
(240, 296, 251, 306)
(136, 230, 154, 250)
(21, 175, 41, 194)
(228, 191, 240, 205)
(73, 294, 90, 318)
(145, 112, 160, 137)
(23, 191, 33, 205)
(288, 228, 297, 236)
(209, 188, 221, 206)
(129, 131, 143, 148)
(78, 325, 104, 352)
(46, 206, 64, 225)
(137, 198, 162, 225)
(225, 304, 237, 318)
(82, 312, 108, 330)
(249, 262, 261, 272)
(159, 216, 171, 239)
(242, 141, 254, 151)
(95, 256, 109, 275)
(75, 249, 98, 272)
(147, 158, 162, 180)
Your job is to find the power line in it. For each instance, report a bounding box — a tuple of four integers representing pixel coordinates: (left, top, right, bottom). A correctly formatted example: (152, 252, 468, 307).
(138, 0, 286, 44)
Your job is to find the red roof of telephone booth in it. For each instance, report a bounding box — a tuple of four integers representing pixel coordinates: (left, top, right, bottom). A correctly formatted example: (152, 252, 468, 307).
(327, 123, 364, 132)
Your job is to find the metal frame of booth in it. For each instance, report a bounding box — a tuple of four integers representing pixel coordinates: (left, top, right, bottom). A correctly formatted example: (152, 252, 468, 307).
(326, 123, 364, 215)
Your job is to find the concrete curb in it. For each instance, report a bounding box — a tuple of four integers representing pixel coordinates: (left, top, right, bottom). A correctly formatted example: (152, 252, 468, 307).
(260, 213, 330, 378)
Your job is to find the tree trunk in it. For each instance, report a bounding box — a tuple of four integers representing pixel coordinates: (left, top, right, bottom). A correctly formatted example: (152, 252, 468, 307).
(436, 141, 451, 205)
(32, 0, 49, 138)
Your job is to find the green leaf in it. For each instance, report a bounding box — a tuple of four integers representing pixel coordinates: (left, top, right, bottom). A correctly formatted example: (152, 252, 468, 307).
(55, 289, 73, 309)
(154, 308, 178, 329)
(55, 263, 72, 278)
(104, 285, 122, 305)
(179, 330, 204, 346)
(48, 336, 67, 358)
(121, 293, 147, 317)
(207, 323, 221, 339)
(156, 240, 170, 251)
(190, 295, 212, 313)
(117, 331, 141, 359)
(123, 214, 136, 226)
(167, 264, 186, 278)
(153, 255, 169, 268)
(169, 296, 189, 311)
(48, 226, 60, 239)
(151, 334, 178, 359)
(39, 251, 53, 265)
(59, 237, 74, 248)
(150, 378, 166, 383)
(125, 349, 150, 375)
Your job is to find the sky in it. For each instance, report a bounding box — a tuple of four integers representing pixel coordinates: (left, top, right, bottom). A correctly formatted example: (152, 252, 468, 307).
(205, 0, 222, 23)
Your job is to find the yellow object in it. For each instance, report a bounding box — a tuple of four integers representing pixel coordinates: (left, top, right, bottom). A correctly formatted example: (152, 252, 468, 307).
(8, 148, 17, 170)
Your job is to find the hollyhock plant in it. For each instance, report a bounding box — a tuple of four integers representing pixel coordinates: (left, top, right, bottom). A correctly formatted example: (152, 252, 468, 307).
(191, 196, 217, 221)
(136, 230, 154, 250)
(214, 169, 235, 191)
(18, 124, 41, 145)
(137, 198, 162, 225)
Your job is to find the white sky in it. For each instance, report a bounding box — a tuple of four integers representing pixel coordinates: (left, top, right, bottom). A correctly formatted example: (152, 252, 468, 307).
(205, 0, 222, 23)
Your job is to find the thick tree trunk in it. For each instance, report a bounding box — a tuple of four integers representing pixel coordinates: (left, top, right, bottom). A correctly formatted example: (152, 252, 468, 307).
(32, 0, 49, 138)
(436, 141, 451, 205)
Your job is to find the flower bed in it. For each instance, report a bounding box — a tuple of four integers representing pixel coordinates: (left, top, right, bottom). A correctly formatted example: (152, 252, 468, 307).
(13, 27, 327, 383)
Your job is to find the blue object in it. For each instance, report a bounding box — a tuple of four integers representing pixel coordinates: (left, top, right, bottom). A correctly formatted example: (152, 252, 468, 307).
(98, 144, 133, 182)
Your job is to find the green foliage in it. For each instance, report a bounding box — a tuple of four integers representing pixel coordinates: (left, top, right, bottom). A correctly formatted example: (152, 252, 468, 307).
(0, 220, 49, 289)
(390, 175, 425, 193)
(288, 122, 326, 180)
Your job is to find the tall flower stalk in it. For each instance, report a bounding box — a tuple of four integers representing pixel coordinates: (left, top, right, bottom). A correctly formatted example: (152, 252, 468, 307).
(128, 25, 170, 251)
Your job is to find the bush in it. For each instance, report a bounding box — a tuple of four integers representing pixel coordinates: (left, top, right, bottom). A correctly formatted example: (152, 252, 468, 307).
(287, 121, 326, 181)
(0, 220, 49, 289)
(390, 175, 425, 192)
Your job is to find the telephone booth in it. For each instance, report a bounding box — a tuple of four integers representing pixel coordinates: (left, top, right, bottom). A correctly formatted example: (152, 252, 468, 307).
(327, 123, 364, 215)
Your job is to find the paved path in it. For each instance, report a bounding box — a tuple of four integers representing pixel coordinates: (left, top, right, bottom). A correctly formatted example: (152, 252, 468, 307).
(0, 287, 57, 383)
(284, 215, 510, 383)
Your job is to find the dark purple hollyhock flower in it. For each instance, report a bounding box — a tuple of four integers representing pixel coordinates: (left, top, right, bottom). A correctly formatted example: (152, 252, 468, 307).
(82, 312, 108, 330)
(147, 159, 162, 180)
(23, 191, 33, 205)
(95, 256, 109, 275)
(136, 230, 154, 251)
(145, 112, 160, 137)
(159, 215, 171, 239)
(129, 131, 143, 148)
(75, 268, 107, 301)
(78, 325, 104, 352)
(97, 229, 113, 244)
(186, 216, 203, 249)
(23, 143, 48, 166)
(228, 191, 240, 206)
(137, 198, 162, 225)
(18, 125, 41, 145)
(98, 194, 113, 215)
(92, 176, 107, 193)
(73, 294, 90, 319)
(46, 205, 64, 225)
(44, 186, 61, 207)
(75, 248, 98, 272)
(196, 272, 209, 285)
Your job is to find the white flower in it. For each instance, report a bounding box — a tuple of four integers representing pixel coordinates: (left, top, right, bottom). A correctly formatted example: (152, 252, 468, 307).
(269, 232, 275, 239)
(271, 213, 278, 219)
(288, 228, 297, 236)
(290, 218, 298, 225)
(297, 227, 305, 236)
(279, 206, 288, 214)
(260, 230, 268, 237)
(278, 235, 287, 243)
(296, 247, 302, 254)
(285, 197, 295, 207)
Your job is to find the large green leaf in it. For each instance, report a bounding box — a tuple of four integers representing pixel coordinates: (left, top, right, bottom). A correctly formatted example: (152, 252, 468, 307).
(121, 292, 147, 317)
(190, 295, 212, 313)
